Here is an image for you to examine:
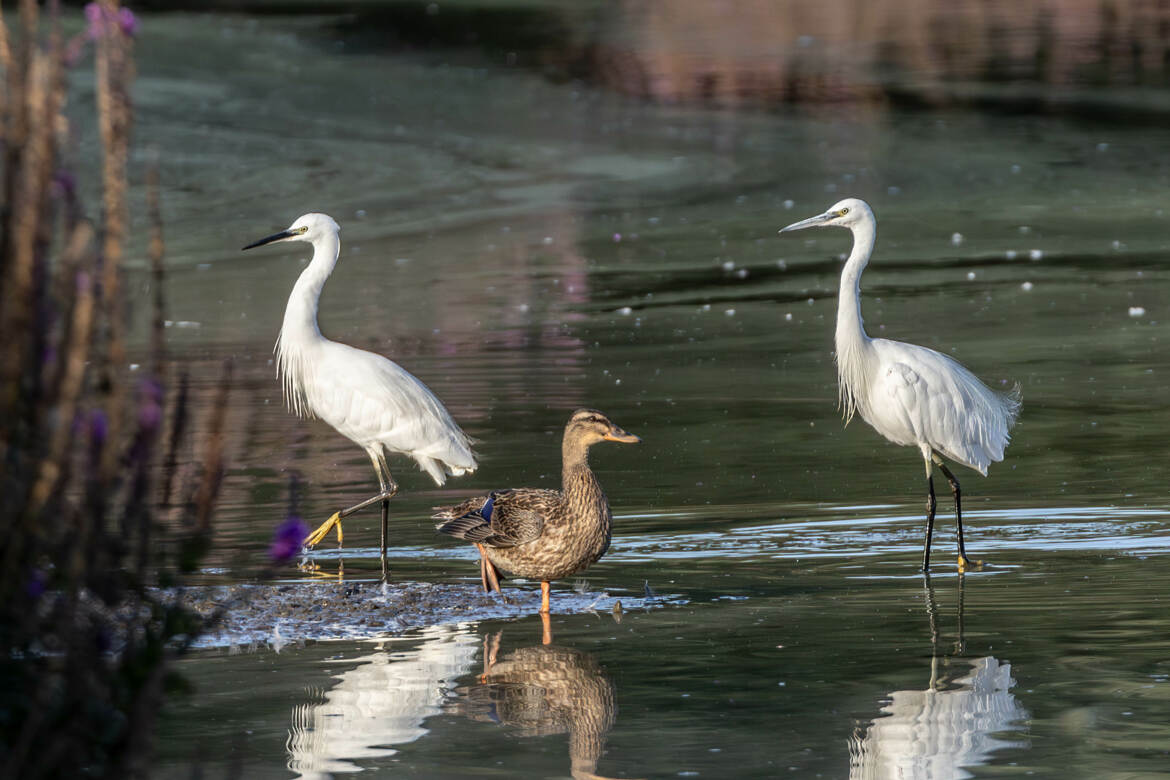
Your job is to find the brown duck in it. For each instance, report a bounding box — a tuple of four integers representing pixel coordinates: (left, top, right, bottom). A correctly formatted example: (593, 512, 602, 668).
(433, 409, 639, 614)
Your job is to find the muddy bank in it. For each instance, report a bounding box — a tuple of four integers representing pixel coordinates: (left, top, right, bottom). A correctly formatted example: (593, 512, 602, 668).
(178, 580, 679, 651)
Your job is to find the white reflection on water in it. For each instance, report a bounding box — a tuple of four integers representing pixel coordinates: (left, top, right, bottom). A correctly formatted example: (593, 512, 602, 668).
(850, 575, 1029, 779)
(286, 623, 479, 778)
(848, 656, 1029, 780)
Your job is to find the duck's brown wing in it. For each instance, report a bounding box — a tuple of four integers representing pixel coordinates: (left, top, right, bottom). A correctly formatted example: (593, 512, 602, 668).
(434, 489, 552, 548)
(431, 495, 490, 522)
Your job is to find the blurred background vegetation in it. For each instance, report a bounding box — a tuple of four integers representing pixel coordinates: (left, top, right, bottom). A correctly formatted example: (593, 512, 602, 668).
(0, 3, 229, 777)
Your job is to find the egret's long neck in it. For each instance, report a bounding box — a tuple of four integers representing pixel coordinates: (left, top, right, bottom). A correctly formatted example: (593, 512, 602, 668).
(280, 234, 338, 346)
(835, 213, 877, 421)
(276, 233, 339, 415)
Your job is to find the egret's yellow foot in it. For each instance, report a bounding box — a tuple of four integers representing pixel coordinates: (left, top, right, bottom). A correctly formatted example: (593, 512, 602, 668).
(302, 512, 342, 548)
(957, 555, 983, 572)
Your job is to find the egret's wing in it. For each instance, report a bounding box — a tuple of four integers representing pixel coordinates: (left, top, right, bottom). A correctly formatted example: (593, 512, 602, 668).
(311, 341, 477, 475)
(873, 340, 1019, 473)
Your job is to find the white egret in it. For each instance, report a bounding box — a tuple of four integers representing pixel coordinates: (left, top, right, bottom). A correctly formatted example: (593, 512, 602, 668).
(243, 213, 477, 576)
(780, 199, 1020, 571)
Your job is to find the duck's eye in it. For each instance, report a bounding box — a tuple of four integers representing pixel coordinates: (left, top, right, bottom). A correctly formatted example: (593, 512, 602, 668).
(839, 207, 849, 215)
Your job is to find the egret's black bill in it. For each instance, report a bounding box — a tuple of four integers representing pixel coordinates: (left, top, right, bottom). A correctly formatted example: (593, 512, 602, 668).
(779, 213, 831, 233)
(242, 229, 295, 251)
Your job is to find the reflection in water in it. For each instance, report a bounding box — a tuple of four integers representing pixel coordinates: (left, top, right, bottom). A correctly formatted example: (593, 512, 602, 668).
(594, 0, 1170, 109)
(286, 624, 478, 778)
(452, 631, 633, 780)
(849, 578, 1029, 779)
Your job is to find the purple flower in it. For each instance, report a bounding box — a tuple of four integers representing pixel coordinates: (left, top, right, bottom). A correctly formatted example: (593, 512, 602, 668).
(89, 409, 108, 446)
(137, 378, 163, 431)
(26, 569, 47, 600)
(269, 515, 310, 563)
(117, 8, 138, 37)
(84, 3, 138, 40)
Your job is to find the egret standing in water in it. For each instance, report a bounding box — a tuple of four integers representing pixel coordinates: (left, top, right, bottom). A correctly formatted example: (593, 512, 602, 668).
(243, 213, 477, 577)
(780, 199, 1020, 571)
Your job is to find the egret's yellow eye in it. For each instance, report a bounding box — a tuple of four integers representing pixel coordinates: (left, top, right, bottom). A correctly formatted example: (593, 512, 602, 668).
(840, 207, 850, 215)
(297, 226, 309, 234)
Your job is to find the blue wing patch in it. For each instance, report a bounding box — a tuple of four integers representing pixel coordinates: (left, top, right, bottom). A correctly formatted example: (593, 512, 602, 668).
(480, 495, 495, 524)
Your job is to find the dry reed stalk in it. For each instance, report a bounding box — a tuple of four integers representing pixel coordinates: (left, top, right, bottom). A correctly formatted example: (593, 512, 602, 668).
(0, 5, 230, 776)
(93, 0, 135, 485)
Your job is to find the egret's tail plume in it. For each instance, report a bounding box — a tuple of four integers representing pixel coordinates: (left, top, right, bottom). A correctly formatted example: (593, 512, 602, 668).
(1002, 383, 1023, 429)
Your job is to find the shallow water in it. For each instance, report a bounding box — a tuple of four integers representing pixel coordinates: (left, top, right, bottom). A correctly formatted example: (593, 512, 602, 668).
(75, 2, 1170, 777)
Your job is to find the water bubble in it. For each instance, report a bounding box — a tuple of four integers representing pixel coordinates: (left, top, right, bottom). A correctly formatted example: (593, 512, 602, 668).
(1128, 306, 1146, 317)
(1019, 226, 1031, 235)
(1005, 250, 1018, 260)
(617, 306, 633, 316)
(951, 232, 964, 246)
(966, 271, 976, 280)
(721, 260, 735, 271)
(724, 308, 736, 317)
(887, 186, 901, 196)
(1010, 164, 1021, 174)
(783, 199, 795, 210)
(784, 313, 793, 321)
(1021, 281, 1034, 291)
(1029, 249, 1044, 260)
(1096, 142, 1110, 152)
(776, 259, 787, 270)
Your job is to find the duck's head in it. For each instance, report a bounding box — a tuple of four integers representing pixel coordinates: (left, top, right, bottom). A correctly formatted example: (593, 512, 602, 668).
(565, 409, 640, 447)
(242, 212, 340, 250)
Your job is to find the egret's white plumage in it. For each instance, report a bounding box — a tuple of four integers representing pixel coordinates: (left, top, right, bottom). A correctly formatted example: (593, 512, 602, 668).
(244, 213, 476, 565)
(781, 198, 1020, 570)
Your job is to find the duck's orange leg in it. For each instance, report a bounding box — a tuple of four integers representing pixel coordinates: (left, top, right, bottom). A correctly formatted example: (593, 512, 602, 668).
(476, 543, 503, 594)
(540, 611, 552, 645)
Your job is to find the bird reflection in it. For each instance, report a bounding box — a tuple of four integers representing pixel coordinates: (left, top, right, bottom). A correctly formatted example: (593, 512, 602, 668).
(451, 630, 639, 780)
(848, 576, 1029, 780)
(286, 623, 479, 779)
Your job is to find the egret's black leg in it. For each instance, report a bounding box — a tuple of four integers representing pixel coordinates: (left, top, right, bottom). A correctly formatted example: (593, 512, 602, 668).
(302, 453, 399, 556)
(302, 489, 398, 549)
(380, 497, 389, 581)
(922, 474, 937, 571)
(933, 459, 979, 570)
(374, 455, 398, 582)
